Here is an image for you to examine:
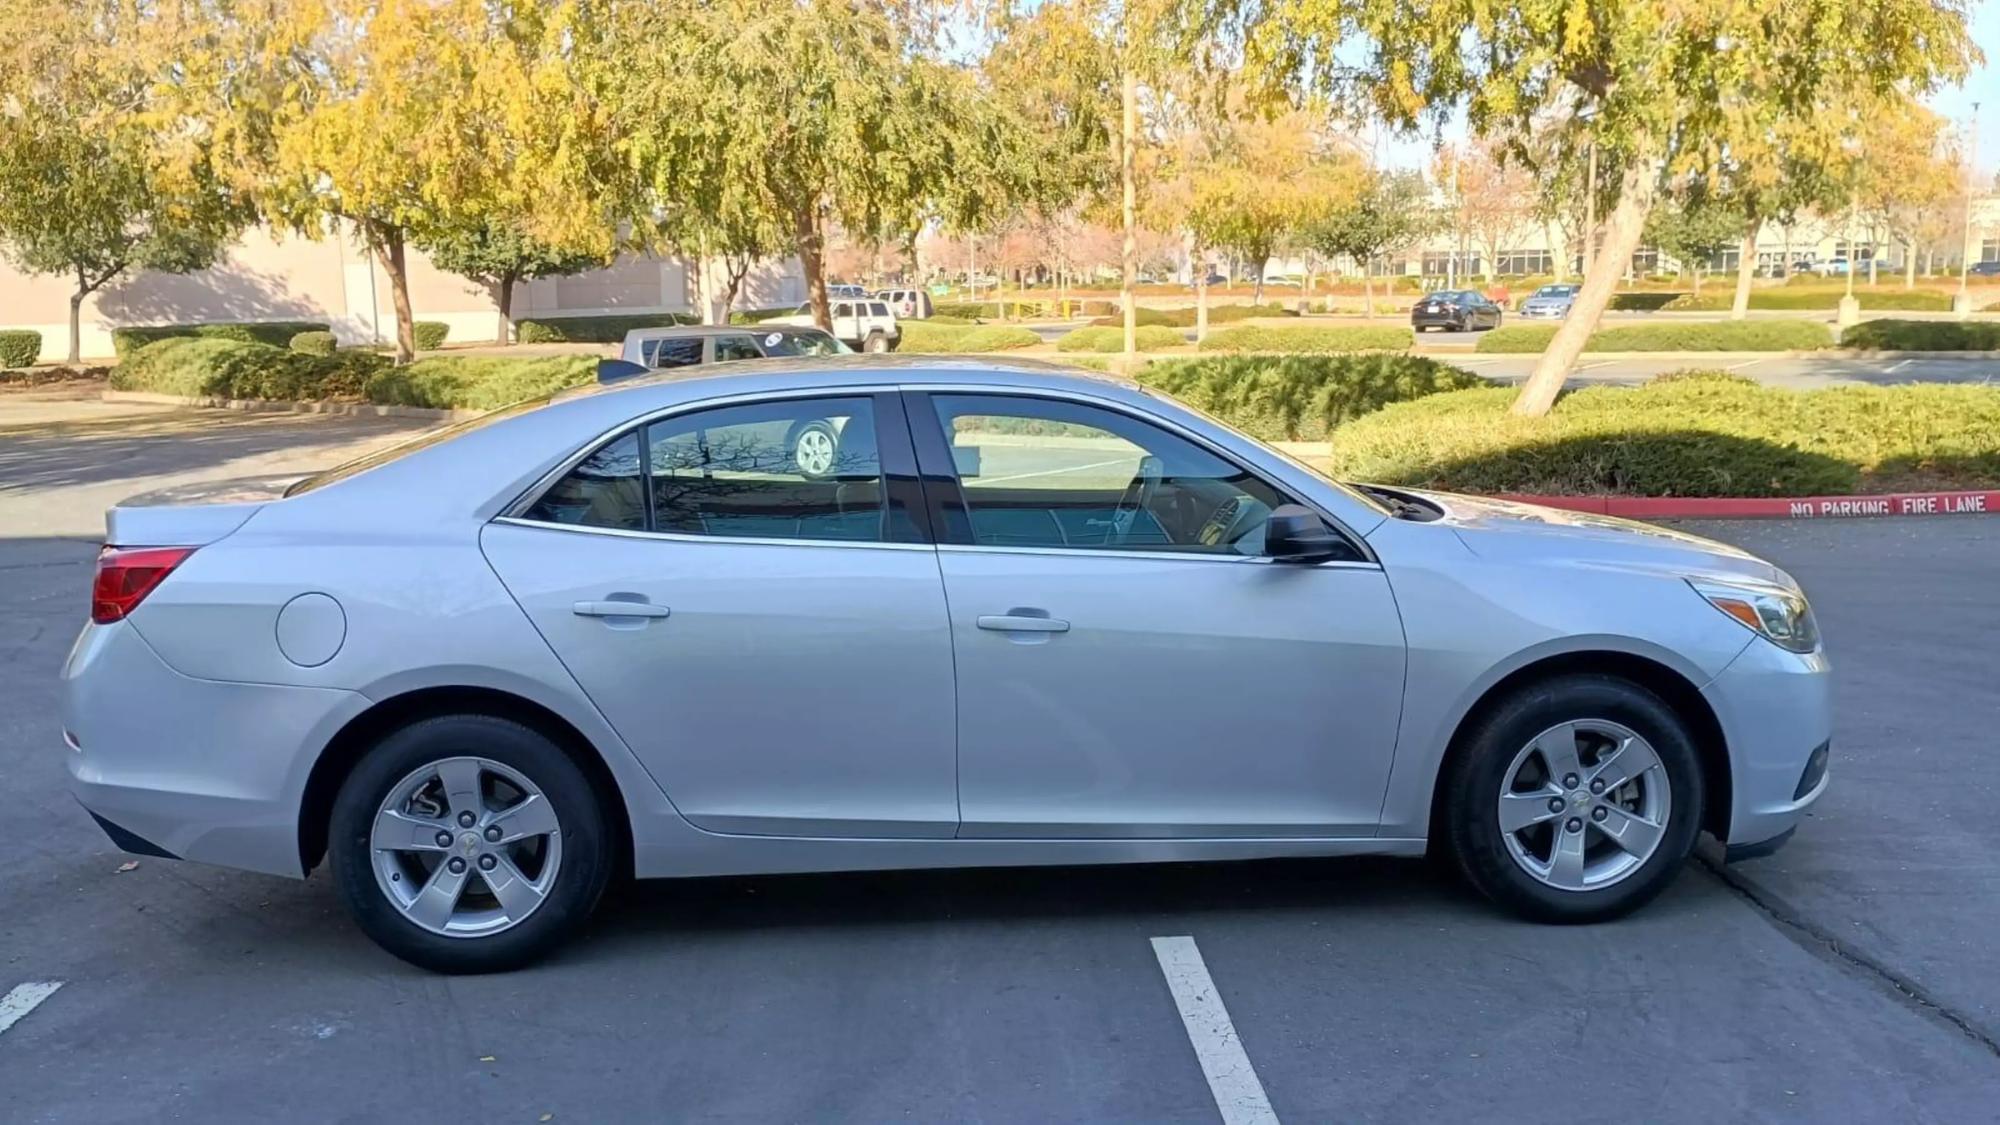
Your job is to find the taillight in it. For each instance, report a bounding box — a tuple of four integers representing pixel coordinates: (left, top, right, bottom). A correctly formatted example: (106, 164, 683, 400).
(91, 545, 195, 624)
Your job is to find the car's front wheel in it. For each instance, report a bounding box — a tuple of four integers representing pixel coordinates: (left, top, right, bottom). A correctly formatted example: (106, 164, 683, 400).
(1440, 674, 1704, 923)
(328, 715, 613, 973)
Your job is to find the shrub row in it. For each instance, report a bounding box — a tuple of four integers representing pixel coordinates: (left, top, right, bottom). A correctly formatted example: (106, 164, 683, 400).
(1134, 354, 1487, 441)
(110, 338, 596, 410)
(1199, 325, 1411, 354)
(289, 330, 337, 356)
(1055, 325, 1184, 352)
(1326, 378, 2000, 497)
(1839, 319, 2000, 351)
(515, 312, 697, 343)
(1088, 303, 1293, 329)
(1474, 320, 1833, 353)
(897, 322, 1040, 353)
(0, 329, 41, 368)
(1663, 288, 1955, 312)
(110, 320, 331, 358)
(362, 355, 597, 410)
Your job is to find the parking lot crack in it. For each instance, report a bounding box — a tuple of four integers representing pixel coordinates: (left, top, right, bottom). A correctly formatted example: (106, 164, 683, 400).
(1700, 854, 2000, 1062)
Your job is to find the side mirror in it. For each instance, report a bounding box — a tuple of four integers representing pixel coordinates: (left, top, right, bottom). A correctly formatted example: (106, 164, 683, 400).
(1264, 504, 1347, 563)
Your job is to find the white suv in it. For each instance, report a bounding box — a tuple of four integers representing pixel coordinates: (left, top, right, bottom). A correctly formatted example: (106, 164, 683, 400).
(770, 298, 900, 352)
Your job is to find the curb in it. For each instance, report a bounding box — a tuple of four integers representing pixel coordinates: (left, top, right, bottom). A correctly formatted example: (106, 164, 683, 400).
(101, 390, 478, 422)
(1496, 489, 2000, 520)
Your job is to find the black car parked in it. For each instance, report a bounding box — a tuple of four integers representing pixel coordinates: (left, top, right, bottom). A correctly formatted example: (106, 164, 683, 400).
(1411, 289, 1504, 332)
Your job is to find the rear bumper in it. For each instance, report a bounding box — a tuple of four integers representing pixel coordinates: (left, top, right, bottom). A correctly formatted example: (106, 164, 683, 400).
(1410, 312, 1463, 329)
(1701, 637, 1832, 851)
(61, 621, 367, 878)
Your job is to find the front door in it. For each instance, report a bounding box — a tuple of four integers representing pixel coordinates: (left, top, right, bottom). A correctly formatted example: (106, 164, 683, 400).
(909, 391, 1407, 839)
(482, 391, 959, 838)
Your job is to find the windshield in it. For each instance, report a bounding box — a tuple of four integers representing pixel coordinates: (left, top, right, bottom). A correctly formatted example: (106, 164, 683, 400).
(283, 398, 550, 497)
(1534, 285, 1577, 298)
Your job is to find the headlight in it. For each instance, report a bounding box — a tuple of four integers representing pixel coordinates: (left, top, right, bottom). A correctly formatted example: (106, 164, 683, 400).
(1689, 577, 1820, 654)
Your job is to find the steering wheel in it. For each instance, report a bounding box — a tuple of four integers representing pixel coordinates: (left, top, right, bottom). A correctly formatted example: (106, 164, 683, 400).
(1196, 495, 1245, 547)
(1109, 455, 1164, 545)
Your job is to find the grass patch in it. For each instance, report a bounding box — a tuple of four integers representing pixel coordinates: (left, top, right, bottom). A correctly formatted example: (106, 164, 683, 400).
(1135, 354, 1487, 441)
(1056, 325, 1184, 352)
(1474, 320, 1833, 353)
(363, 355, 596, 410)
(110, 321, 330, 359)
(1199, 325, 1411, 354)
(1088, 303, 1292, 328)
(1664, 287, 1954, 311)
(897, 322, 1040, 353)
(1328, 378, 2000, 496)
(515, 313, 696, 343)
(111, 338, 386, 400)
(1839, 319, 2000, 351)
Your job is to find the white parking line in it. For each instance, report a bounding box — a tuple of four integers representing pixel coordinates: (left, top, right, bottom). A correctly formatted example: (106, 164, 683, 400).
(1150, 937, 1279, 1125)
(1724, 359, 1767, 371)
(0, 981, 63, 1038)
(1886, 359, 1912, 374)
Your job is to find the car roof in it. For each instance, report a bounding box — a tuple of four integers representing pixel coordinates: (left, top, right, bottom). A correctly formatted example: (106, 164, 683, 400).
(621, 324, 774, 341)
(561, 354, 1134, 408)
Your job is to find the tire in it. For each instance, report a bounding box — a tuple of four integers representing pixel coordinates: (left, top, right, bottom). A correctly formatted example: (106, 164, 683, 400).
(328, 714, 613, 973)
(1439, 674, 1704, 924)
(862, 331, 889, 353)
(787, 419, 840, 479)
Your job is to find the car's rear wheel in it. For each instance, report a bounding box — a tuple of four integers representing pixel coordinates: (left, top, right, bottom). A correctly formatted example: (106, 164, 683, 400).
(328, 715, 612, 973)
(862, 331, 889, 353)
(1440, 674, 1703, 923)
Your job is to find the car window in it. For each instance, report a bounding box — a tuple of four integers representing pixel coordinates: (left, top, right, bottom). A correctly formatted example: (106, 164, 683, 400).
(646, 337, 704, 368)
(647, 396, 886, 543)
(868, 301, 890, 317)
(831, 302, 852, 320)
(713, 335, 762, 362)
(929, 394, 1304, 556)
(759, 330, 849, 357)
(520, 430, 647, 531)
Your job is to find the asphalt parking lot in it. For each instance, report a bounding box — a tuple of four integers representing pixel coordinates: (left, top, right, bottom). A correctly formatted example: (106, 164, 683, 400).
(3, 391, 2000, 1122)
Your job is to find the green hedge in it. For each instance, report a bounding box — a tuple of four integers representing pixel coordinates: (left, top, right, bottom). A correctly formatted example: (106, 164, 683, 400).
(1199, 325, 1411, 354)
(0, 330, 41, 368)
(1089, 303, 1292, 328)
(932, 299, 1050, 320)
(111, 338, 386, 400)
(1474, 320, 1833, 353)
(288, 330, 337, 356)
(1327, 379, 2000, 496)
(413, 321, 450, 350)
(1839, 319, 2000, 351)
(1136, 354, 1488, 441)
(726, 306, 799, 325)
(897, 322, 1040, 353)
(110, 321, 331, 358)
(1664, 288, 1955, 311)
(515, 313, 697, 343)
(362, 355, 597, 410)
(1055, 325, 1184, 352)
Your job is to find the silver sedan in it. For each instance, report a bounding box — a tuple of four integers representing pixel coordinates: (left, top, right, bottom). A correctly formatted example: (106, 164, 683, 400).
(63, 358, 1830, 972)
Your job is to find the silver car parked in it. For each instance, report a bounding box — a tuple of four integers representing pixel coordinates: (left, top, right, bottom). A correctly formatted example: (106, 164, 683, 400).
(64, 358, 1830, 972)
(1519, 284, 1581, 319)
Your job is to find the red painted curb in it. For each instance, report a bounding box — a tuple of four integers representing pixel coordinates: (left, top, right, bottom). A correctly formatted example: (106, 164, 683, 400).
(1493, 490, 2000, 520)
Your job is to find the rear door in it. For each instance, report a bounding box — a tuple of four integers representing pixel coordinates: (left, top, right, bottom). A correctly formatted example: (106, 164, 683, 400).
(482, 390, 959, 838)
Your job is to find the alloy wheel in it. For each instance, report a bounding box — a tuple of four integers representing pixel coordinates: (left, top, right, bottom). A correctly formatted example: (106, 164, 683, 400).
(369, 756, 564, 938)
(1497, 719, 1671, 892)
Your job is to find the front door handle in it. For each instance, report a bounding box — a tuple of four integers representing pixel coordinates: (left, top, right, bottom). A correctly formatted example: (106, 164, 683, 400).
(977, 614, 1070, 634)
(574, 600, 671, 619)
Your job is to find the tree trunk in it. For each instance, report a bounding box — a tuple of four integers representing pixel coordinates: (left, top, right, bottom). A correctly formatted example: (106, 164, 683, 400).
(1119, 63, 1137, 365)
(368, 223, 417, 365)
(1250, 253, 1267, 306)
(1904, 242, 1917, 289)
(494, 272, 518, 344)
(721, 258, 749, 323)
(67, 275, 84, 365)
(796, 207, 831, 332)
(1867, 247, 1878, 287)
(1729, 223, 1758, 320)
(1193, 243, 1209, 343)
(1512, 158, 1656, 417)
(1362, 262, 1375, 319)
(1691, 263, 1701, 297)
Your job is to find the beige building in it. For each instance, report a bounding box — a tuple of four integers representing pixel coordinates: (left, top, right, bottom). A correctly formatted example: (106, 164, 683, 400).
(0, 223, 807, 363)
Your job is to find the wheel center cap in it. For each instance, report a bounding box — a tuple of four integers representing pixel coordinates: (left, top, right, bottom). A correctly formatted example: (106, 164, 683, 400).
(459, 832, 481, 855)
(1572, 790, 1591, 808)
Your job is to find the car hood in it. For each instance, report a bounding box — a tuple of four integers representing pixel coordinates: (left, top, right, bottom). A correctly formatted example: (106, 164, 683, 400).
(1522, 297, 1572, 308)
(1388, 487, 1792, 587)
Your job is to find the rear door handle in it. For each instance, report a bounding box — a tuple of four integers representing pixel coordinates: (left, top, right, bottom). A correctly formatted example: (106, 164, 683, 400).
(977, 614, 1070, 634)
(573, 600, 671, 619)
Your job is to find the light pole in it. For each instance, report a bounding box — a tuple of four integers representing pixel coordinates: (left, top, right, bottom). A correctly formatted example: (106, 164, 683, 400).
(1958, 101, 1982, 318)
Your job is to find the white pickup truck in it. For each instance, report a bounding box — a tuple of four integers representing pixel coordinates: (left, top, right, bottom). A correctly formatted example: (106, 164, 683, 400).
(769, 297, 900, 352)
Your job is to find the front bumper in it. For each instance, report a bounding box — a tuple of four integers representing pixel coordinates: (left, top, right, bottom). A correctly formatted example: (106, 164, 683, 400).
(1700, 636, 1832, 853)
(1519, 305, 1568, 319)
(62, 620, 368, 878)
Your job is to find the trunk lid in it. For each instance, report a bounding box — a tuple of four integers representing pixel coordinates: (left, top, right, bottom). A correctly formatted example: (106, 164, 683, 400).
(104, 475, 292, 546)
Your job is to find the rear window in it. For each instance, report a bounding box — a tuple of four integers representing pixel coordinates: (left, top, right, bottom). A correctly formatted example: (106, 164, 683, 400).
(869, 302, 890, 317)
(644, 337, 704, 368)
(283, 399, 551, 497)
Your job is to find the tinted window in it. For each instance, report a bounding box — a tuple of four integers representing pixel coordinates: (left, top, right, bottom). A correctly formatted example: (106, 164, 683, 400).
(644, 337, 704, 368)
(713, 335, 762, 362)
(647, 397, 885, 542)
(521, 431, 646, 530)
(931, 394, 1301, 556)
(759, 330, 849, 357)
(831, 302, 853, 319)
(868, 301, 890, 317)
